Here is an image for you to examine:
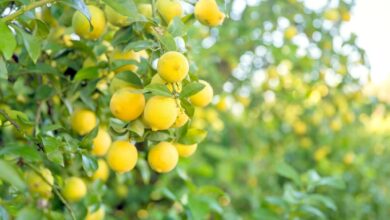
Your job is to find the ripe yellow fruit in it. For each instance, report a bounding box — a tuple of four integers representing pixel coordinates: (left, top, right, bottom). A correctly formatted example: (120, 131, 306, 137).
(72, 5, 106, 40)
(92, 159, 109, 182)
(172, 109, 188, 128)
(107, 140, 138, 173)
(138, 4, 153, 19)
(194, 0, 225, 27)
(71, 109, 97, 136)
(143, 96, 178, 131)
(157, 51, 189, 83)
(105, 6, 129, 27)
(112, 50, 148, 73)
(109, 77, 138, 94)
(284, 26, 298, 40)
(324, 8, 340, 21)
(63, 177, 87, 202)
(86, 207, 105, 220)
(148, 142, 179, 173)
(156, 0, 183, 23)
(91, 128, 112, 156)
(110, 88, 145, 121)
(189, 80, 213, 107)
(25, 167, 54, 198)
(173, 143, 197, 158)
(341, 11, 351, 22)
(151, 74, 182, 92)
(293, 120, 307, 135)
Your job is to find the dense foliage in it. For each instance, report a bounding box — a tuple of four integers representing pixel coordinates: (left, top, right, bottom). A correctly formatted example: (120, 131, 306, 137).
(0, 0, 388, 220)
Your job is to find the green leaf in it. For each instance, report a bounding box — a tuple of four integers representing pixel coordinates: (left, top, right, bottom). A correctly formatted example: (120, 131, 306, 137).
(0, 56, 7, 80)
(159, 32, 177, 51)
(161, 187, 176, 201)
(80, 126, 99, 149)
(137, 158, 150, 184)
(103, 0, 145, 22)
(276, 162, 301, 186)
(306, 194, 337, 211)
(124, 40, 158, 52)
(147, 131, 171, 142)
(35, 85, 55, 100)
(180, 82, 205, 98)
(179, 128, 207, 145)
(42, 137, 64, 166)
(14, 26, 41, 63)
(74, 67, 99, 81)
(180, 98, 194, 118)
(116, 71, 143, 87)
(300, 205, 326, 220)
(0, 160, 26, 191)
(0, 206, 9, 220)
(0, 21, 16, 60)
(16, 207, 42, 220)
(82, 154, 98, 176)
(318, 176, 346, 189)
(128, 119, 144, 137)
(168, 17, 186, 37)
(60, 0, 91, 21)
(0, 145, 41, 162)
(144, 84, 173, 97)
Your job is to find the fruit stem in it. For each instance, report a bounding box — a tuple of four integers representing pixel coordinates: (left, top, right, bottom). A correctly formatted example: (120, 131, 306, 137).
(26, 163, 77, 220)
(0, 109, 22, 133)
(151, 0, 156, 19)
(1, 0, 57, 22)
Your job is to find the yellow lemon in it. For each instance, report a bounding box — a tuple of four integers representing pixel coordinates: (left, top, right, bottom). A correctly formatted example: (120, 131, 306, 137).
(189, 80, 213, 107)
(105, 6, 129, 27)
(148, 142, 178, 173)
(86, 207, 105, 220)
(107, 140, 138, 173)
(150, 74, 182, 92)
(293, 120, 307, 135)
(324, 8, 340, 21)
(63, 177, 87, 202)
(25, 167, 54, 198)
(110, 88, 145, 121)
(91, 128, 112, 156)
(173, 143, 197, 158)
(341, 11, 351, 22)
(157, 51, 189, 83)
(284, 25, 297, 40)
(72, 5, 106, 40)
(143, 96, 178, 131)
(172, 108, 188, 128)
(156, 0, 183, 23)
(138, 4, 153, 19)
(109, 77, 138, 94)
(112, 50, 148, 73)
(71, 109, 97, 136)
(194, 0, 225, 27)
(92, 159, 109, 182)
(343, 152, 355, 165)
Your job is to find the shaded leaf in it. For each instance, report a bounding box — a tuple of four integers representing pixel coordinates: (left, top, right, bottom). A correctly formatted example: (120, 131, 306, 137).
(144, 84, 173, 97)
(0, 160, 26, 191)
(0, 21, 16, 60)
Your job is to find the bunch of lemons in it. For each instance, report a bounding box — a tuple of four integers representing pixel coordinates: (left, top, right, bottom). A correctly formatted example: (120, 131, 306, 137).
(25, 1, 225, 217)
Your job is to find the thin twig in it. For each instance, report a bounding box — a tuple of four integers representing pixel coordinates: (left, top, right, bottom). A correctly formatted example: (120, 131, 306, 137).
(0, 109, 22, 133)
(1, 0, 57, 22)
(25, 163, 76, 220)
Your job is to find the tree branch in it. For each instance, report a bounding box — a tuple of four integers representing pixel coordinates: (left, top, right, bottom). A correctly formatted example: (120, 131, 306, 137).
(1, 0, 57, 22)
(0, 109, 21, 133)
(25, 163, 76, 220)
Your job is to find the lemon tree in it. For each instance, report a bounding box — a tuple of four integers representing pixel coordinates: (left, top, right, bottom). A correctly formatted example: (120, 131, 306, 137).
(0, 0, 225, 219)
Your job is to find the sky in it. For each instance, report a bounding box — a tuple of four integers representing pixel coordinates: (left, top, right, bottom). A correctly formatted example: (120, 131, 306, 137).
(349, 0, 390, 83)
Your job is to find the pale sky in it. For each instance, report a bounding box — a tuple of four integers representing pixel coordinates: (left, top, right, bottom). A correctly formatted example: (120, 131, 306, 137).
(349, 0, 390, 83)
